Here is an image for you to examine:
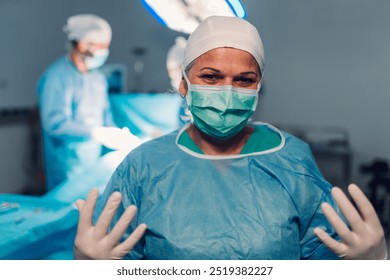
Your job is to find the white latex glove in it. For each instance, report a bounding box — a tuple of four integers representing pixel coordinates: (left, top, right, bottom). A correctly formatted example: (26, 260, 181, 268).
(314, 184, 387, 260)
(74, 188, 147, 260)
(92, 126, 142, 151)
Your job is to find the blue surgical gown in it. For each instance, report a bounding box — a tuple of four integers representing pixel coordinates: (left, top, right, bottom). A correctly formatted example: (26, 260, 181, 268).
(96, 123, 340, 260)
(37, 56, 114, 191)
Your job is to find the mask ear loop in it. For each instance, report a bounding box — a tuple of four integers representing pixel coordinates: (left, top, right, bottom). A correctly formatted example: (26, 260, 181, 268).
(256, 81, 262, 93)
(181, 68, 191, 88)
(180, 68, 194, 123)
(181, 68, 192, 105)
(250, 81, 262, 112)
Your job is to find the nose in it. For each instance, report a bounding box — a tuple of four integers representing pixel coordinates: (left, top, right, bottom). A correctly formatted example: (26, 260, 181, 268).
(221, 78, 235, 87)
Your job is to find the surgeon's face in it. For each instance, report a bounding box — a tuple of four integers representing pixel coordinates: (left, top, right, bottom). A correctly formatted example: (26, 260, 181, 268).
(78, 40, 110, 56)
(179, 47, 261, 95)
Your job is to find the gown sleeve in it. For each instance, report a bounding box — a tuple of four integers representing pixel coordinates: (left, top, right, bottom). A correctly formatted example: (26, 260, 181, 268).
(39, 74, 94, 139)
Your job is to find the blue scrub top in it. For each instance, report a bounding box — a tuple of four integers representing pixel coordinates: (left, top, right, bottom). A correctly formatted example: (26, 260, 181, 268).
(96, 123, 340, 260)
(37, 56, 114, 191)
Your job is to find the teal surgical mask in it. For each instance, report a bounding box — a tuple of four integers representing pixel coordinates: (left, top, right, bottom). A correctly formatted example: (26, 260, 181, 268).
(85, 48, 109, 70)
(184, 73, 260, 139)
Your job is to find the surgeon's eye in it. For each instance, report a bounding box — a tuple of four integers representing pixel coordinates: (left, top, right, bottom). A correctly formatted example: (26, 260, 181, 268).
(234, 76, 256, 86)
(200, 74, 222, 83)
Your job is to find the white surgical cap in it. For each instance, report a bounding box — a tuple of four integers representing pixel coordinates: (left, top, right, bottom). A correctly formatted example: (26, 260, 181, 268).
(63, 14, 112, 44)
(166, 36, 187, 70)
(183, 16, 265, 74)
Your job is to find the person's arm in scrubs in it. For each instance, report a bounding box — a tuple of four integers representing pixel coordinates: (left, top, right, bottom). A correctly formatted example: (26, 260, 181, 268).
(74, 189, 147, 260)
(40, 76, 95, 140)
(314, 184, 388, 260)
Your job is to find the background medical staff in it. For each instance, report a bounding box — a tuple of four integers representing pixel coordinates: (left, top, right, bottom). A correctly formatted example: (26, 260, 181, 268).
(166, 36, 190, 126)
(37, 14, 118, 191)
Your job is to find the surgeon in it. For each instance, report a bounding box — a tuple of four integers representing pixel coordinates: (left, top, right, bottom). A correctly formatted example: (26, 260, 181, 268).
(37, 14, 131, 191)
(73, 16, 387, 260)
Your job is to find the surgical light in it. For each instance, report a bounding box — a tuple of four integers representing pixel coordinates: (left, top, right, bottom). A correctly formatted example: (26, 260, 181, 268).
(141, 0, 246, 34)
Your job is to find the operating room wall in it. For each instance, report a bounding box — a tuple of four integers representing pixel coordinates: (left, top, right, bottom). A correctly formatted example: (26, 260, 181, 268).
(0, 0, 389, 193)
(246, 0, 390, 189)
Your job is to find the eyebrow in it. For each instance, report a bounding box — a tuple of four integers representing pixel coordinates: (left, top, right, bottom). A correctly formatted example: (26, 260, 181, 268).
(239, 71, 258, 76)
(199, 67, 221, 72)
(200, 67, 258, 76)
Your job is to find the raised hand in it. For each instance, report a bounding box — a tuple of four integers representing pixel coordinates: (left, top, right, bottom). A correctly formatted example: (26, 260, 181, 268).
(74, 188, 147, 260)
(314, 184, 387, 260)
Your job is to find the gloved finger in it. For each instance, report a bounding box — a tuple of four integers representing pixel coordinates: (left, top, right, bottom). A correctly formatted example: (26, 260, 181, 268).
(314, 227, 349, 258)
(75, 199, 85, 212)
(331, 187, 365, 233)
(94, 192, 122, 238)
(321, 202, 353, 242)
(77, 188, 99, 233)
(112, 223, 147, 258)
(348, 184, 382, 227)
(107, 205, 138, 247)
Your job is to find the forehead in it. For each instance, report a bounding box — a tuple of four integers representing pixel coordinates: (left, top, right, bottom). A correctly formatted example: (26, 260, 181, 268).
(190, 47, 260, 73)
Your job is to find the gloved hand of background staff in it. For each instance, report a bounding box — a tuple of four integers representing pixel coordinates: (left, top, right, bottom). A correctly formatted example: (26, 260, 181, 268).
(314, 184, 388, 260)
(91, 126, 142, 152)
(74, 188, 147, 260)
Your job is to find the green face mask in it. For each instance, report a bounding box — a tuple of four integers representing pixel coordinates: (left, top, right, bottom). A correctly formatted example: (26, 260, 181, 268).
(186, 83, 260, 139)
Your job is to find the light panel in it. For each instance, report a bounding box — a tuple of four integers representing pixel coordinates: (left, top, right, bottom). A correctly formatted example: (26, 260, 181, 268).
(141, 0, 246, 34)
